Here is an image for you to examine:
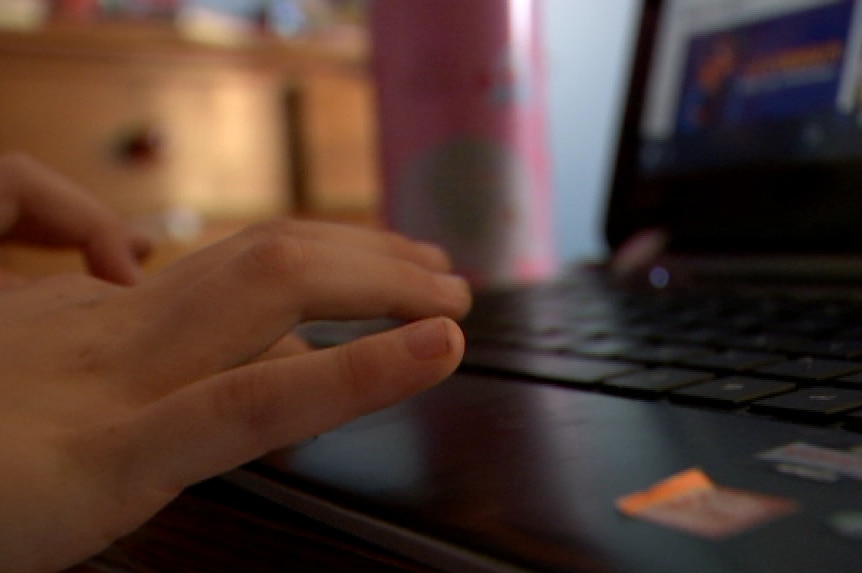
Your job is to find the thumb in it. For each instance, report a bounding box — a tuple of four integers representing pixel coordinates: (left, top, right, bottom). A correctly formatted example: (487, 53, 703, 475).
(122, 317, 465, 490)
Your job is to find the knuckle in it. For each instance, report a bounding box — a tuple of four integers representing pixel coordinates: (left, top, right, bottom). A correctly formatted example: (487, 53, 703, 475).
(242, 219, 296, 245)
(0, 152, 34, 189)
(210, 371, 280, 446)
(244, 219, 286, 239)
(0, 151, 35, 173)
(377, 228, 407, 245)
(237, 233, 315, 284)
(334, 343, 376, 406)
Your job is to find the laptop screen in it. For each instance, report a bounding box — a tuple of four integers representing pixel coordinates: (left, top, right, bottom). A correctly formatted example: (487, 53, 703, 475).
(605, 0, 862, 255)
(642, 0, 860, 175)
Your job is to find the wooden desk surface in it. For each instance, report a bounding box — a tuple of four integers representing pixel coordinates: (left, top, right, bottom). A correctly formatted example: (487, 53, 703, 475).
(68, 478, 439, 573)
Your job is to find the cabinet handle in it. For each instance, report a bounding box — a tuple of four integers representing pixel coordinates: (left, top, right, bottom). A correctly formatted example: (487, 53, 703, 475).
(114, 125, 165, 164)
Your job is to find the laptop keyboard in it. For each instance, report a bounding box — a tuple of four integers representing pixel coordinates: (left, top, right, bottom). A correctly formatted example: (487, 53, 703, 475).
(459, 270, 862, 432)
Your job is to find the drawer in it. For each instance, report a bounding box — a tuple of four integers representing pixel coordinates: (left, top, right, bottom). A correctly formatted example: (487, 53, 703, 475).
(0, 52, 292, 220)
(293, 70, 380, 212)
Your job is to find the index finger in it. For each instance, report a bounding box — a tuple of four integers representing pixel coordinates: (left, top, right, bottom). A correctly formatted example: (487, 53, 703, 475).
(151, 219, 454, 288)
(121, 230, 471, 395)
(120, 317, 465, 492)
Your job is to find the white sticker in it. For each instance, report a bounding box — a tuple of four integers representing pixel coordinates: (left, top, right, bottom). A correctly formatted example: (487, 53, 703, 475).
(759, 442, 862, 481)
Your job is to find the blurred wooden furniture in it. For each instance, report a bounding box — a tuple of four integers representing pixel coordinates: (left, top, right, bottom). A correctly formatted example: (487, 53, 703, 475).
(0, 21, 413, 572)
(0, 19, 380, 275)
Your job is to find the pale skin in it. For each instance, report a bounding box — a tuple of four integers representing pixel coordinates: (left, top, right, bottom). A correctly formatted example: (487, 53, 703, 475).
(0, 154, 472, 573)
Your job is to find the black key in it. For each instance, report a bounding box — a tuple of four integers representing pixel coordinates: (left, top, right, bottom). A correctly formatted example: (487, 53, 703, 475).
(616, 322, 669, 338)
(770, 338, 862, 359)
(670, 376, 796, 408)
(569, 337, 643, 358)
(762, 316, 843, 336)
(463, 345, 639, 386)
(724, 333, 808, 353)
(466, 326, 582, 353)
(755, 357, 862, 382)
(624, 343, 711, 364)
(521, 331, 579, 352)
(603, 368, 713, 397)
(679, 350, 785, 372)
(837, 325, 862, 339)
(564, 318, 623, 339)
(655, 327, 729, 345)
(838, 371, 862, 389)
(465, 329, 531, 348)
(296, 318, 401, 347)
(845, 409, 862, 432)
(723, 313, 764, 331)
(750, 387, 862, 423)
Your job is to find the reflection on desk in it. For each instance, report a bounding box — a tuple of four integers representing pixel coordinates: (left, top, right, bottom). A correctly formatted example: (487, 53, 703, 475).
(69, 479, 438, 573)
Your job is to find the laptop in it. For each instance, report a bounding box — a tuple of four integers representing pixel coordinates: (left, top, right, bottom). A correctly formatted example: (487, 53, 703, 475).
(225, 1, 862, 571)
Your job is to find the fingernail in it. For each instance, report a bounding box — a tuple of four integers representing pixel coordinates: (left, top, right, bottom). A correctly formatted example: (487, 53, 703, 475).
(405, 319, 452, 360)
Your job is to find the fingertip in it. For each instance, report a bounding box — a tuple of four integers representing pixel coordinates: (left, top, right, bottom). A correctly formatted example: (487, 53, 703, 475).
(444, 317, 467, 368)
(434, 273, 473, 319)
(404, 316, 465, 363)
(414, 241, 454, 272)
(442, 316, 466, 358)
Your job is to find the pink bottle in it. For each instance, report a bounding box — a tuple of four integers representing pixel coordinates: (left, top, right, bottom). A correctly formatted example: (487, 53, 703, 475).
(370, 0, 557, 289)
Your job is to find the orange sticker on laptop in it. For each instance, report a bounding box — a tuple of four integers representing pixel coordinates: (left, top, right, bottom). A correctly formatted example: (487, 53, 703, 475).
(616, 468, 797, 539)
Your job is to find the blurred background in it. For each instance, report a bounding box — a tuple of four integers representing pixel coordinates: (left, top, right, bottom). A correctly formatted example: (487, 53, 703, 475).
(545, 0, 637, 263)
(0, 0, 638, 274)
